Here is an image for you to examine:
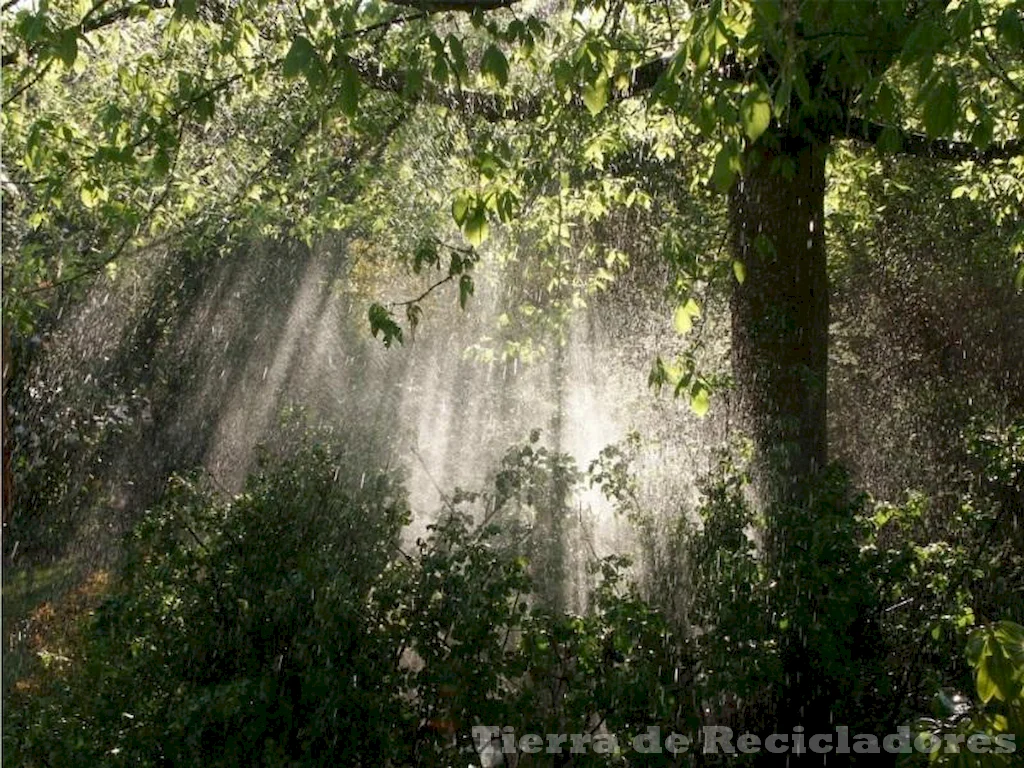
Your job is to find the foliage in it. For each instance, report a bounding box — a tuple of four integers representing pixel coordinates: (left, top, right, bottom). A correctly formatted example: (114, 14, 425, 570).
(6, 413, 1023, 763)
(910, 621, 1024, 767)
(6, 443, 413, 766)
(5, 0, 1019, 353)
(588, 420, 1024, 746)
(4, 437, 690, 766)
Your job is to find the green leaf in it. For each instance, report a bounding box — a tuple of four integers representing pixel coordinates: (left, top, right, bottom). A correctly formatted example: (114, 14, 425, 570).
(283, 36, 315, 80)
(583, 76, 609, 116)
(711, 144, 740, 193)
(968, 629, 989, 668)
(459, 274, 474, 309)
(673, 306, 693, 335)
(690, 386, 710, 417)
(463, 204, 489, 246)
(740, 86, 772, 142)
(403, 67, 424, 99)
(690, 35, 711, 71)
(923, 77, 958, 137)
(970, 113, 994, 149)
(977, 659, 999, 704)
(793, 69, 812, 106)
(413, 240, 439, 273)
(1015, 262, 1024, 292)
(772, 78, 792, 118)
(952, 0, 983, 39)
(481, 44, 509, 87)
(55, 27, 78, 68)
(452, 193, 471, 225)
(874, 83, 898, 121)
(432, 52, 449, 83)
(673, 298, 701, 335)
(732, 260, 746, 284)
(79, 185, 99, 209)
(994, 621, 1024, 666)
(447, 34, 468, 78)
(339, 63, 360, 117)
(997, 7, 1024, 49)
(368, 303, 403, 347)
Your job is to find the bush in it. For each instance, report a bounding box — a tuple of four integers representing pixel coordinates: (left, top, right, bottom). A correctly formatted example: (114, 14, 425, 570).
(6, 443, 412, 766)
(5, 436, 690, 767)
(7, 422, 1021, 766)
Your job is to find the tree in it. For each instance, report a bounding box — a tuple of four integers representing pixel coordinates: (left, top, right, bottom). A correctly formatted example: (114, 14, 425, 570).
(4, 5, 1024, 740)
(5, 0, 1021, 511)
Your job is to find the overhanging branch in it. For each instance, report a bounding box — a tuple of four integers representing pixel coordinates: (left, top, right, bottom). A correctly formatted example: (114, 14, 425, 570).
(350, 53, 670, 122)
(382, 0, 518, 10)
(838, 117, 1024, 162)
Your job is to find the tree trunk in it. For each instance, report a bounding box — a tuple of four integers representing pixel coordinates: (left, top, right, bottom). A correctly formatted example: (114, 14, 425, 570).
(729, 132, 829, 513)
(2, 322, 12, 528)
(730, 134, 855, 765)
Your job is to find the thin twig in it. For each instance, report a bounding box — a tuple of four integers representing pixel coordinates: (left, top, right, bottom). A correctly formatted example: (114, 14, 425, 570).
(3, 60, 53, 106)
(390, 274, 456, 308)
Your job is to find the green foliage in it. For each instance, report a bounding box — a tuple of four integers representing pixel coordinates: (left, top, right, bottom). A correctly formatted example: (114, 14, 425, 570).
(368, 302, 404, 347)
(590, 420, 1024, 741)
(7, 443, 412, 766)
(4, 436, 689, 766)
(910, 622, 1024, 767)
(6, 0, 1019, 347)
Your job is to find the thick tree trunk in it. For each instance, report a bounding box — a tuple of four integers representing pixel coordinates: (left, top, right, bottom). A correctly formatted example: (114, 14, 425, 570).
(729, 134, 857, 765)
(729, 132, 829, 512)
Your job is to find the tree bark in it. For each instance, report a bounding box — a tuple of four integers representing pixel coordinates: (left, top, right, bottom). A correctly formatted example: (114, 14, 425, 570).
(730, 134, 864, 766)
(729, 132, 829, 513)
(2, 323, 12, 527)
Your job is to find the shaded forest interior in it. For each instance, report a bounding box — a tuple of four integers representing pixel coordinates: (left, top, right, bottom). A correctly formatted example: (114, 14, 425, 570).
(3, 0, 1024, 766)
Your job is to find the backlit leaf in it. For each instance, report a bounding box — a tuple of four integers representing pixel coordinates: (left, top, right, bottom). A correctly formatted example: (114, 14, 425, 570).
(463, 204, 489, 246)
(711, 144, 740, 192)
(740, 86, 772, 142)
(690, 387, 710, 417)
(583, 77, 609, 116)
(733, 260, 746, 284)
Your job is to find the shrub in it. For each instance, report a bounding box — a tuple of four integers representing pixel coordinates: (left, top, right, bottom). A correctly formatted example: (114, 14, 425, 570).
(5, 436, 690, 767)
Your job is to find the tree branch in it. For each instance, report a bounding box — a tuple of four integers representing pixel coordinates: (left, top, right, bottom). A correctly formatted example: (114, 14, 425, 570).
(349, 52, 670, 121)
(3, 0, 172, 68)
(390, 273, 455, 308)
(837, 117, 1024, 162)
(383, 0, 518, 10)
(22, 121, 188, 295)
